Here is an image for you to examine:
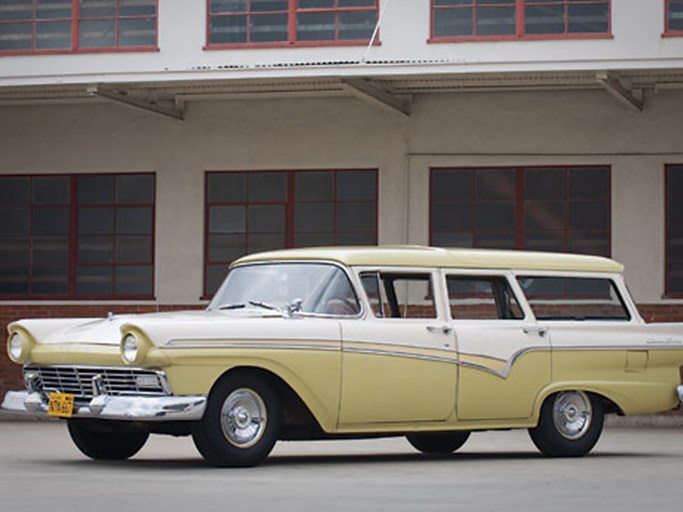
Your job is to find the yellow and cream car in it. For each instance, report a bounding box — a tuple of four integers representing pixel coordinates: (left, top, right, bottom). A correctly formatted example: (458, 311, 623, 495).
(3, 246, 683, 466)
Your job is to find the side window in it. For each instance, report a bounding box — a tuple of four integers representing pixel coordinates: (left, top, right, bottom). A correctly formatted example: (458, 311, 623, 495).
(517, 276, 630, 321)
(447, 276, 524, 320)
(360, 272, 436, 319)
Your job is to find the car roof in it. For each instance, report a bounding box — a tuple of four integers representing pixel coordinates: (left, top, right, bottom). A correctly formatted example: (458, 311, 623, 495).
(232, 246, 624, 273)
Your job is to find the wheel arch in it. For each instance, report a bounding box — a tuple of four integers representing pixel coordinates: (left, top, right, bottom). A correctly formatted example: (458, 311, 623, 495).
(532, 383, 624, 424)
(208, 366, 329, 438)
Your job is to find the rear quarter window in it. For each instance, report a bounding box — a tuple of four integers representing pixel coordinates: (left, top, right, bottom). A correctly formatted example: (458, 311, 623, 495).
(517, 276, 630, 321)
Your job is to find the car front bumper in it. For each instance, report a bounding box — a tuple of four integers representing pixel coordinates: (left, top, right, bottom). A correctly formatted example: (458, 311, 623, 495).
(1, 390, 206, 422)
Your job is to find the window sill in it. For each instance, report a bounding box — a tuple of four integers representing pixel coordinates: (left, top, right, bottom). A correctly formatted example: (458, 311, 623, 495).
(204, 39, 381, 51)
(428, 33, 613, 44)
(0, 46, 159, 57)
(0, 298, 158, 305)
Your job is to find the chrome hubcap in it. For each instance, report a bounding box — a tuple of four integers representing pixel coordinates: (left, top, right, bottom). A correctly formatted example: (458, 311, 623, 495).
(220, 388, 267, 448)
(553, 391, 592, 440)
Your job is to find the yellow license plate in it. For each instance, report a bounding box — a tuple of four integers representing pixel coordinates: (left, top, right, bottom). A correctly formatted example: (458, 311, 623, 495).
(48, 392, 75, 418)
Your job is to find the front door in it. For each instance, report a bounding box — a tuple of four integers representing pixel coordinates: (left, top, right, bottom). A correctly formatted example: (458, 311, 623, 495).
(337, 269, 457, 425)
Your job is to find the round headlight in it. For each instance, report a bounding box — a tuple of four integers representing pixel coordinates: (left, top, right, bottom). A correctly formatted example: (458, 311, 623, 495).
(8, 332, 24, 362)
(122, 334, 139, 364)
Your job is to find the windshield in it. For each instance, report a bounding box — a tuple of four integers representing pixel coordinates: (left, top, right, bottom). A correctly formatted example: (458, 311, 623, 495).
(208, 263, 361, 316)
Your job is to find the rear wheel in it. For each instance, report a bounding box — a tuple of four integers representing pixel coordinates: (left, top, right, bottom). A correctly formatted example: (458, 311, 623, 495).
(192, 373, 281, 467)
(529, 390, 604, 457)
(406, 431, 471, 454)
(67, 419, 149, 460)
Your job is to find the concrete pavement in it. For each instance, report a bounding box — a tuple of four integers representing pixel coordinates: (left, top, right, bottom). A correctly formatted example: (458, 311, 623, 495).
(0, 421, 681, 512)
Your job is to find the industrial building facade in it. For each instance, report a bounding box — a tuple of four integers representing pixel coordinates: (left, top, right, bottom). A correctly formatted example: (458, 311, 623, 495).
(1, 0, 682, 398)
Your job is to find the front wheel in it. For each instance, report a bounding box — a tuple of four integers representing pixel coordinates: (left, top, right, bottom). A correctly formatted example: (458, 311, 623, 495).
(528, 390, 604, 457)
(192, 373, 281, 467)
(67, 419, 149, 460)
(406, 431, 471, 454)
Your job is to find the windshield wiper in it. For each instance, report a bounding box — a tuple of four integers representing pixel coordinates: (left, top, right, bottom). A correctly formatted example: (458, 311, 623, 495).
(218, 303, 246, 310)
(248, 300, 283, 313)
(220, 301, 287, 315)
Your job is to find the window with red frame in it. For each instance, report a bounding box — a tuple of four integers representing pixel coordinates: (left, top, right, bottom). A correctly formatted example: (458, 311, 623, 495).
(207, 0, 378, 47)
(205, 169, 377, 296)
(666, 0, 683, 34)
(0, 0, 157, 54)
(0, 173, 155, 298)
(430, 166, 610, 256)
(432, 0, 610, 40)
(666, 165, 683, 296)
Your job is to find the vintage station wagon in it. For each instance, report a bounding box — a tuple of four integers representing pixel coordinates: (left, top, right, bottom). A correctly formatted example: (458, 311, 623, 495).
(3, 246, 683, 466)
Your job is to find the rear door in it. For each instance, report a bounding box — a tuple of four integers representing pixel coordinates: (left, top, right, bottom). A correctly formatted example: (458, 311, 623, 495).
(447, 271, 551, 421)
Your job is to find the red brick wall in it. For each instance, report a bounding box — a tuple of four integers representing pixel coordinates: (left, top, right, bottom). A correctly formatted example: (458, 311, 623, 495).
(637, 304, 683, 323)
(1, 303, 682, 413)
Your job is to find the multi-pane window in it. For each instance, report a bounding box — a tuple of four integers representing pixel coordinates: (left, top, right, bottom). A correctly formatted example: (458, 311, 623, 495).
(666, 0, 683, 34)
(0, 175, 71, 296)
(207, 0, 379, 47)
(666, 165, 683, 296)
(0, 0, 157, 54)
(79, 0, 157, 49)
(518, 276, 629, 321)
(0, 173, 155, 298)
(433, 0, 517, 38)
(524, 0, 610, 35)
(430, 166, 610, 256)
(431, 0, 610, 40)
(76, 174, 155, 297)
(205, 169, 377, 295)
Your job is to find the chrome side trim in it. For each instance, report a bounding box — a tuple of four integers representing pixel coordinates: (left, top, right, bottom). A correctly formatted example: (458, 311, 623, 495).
(166, 339, 683, 381)
(457, 359, 508, 376)
(1, 390, 206, 422)
(165, 341, 341, 351)
(552, 344, 683, 352)
(343, 347, 455, 364)
(344, 343, 683, 379)
(490, 346, 548, 379)
(458, 343, 683, 379)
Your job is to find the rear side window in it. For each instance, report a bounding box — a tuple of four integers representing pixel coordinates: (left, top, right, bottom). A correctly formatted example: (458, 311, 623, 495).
(517, 277, 630, 321)
(447, 275, 524, 320)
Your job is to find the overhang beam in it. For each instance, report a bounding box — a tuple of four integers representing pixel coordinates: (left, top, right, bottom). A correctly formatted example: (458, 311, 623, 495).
(89, 85, 185, 121)
(341, 77, 410, 117)
(596, 71, 643, 112)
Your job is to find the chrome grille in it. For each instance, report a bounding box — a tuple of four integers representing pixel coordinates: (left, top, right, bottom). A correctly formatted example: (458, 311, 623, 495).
(24, 365, 169, 401)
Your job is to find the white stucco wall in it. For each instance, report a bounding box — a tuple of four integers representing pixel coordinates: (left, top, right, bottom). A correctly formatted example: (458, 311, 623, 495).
(1, 86, 682, 304)
(405, 88, 683, 304)
(0, 95, 407, 303)
(1, 0, 682, 86)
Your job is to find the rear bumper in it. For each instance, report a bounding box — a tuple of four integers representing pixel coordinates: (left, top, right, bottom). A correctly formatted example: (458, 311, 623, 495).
(2, 390, 206, 422)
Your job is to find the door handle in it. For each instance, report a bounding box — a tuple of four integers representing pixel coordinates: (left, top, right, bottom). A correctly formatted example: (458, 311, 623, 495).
(426, 325, 453, 335)
(523, 327, 548, 338)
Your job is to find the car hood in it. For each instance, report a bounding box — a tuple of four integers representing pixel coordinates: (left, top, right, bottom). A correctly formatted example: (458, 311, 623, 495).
(11, 309, 302, 347)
